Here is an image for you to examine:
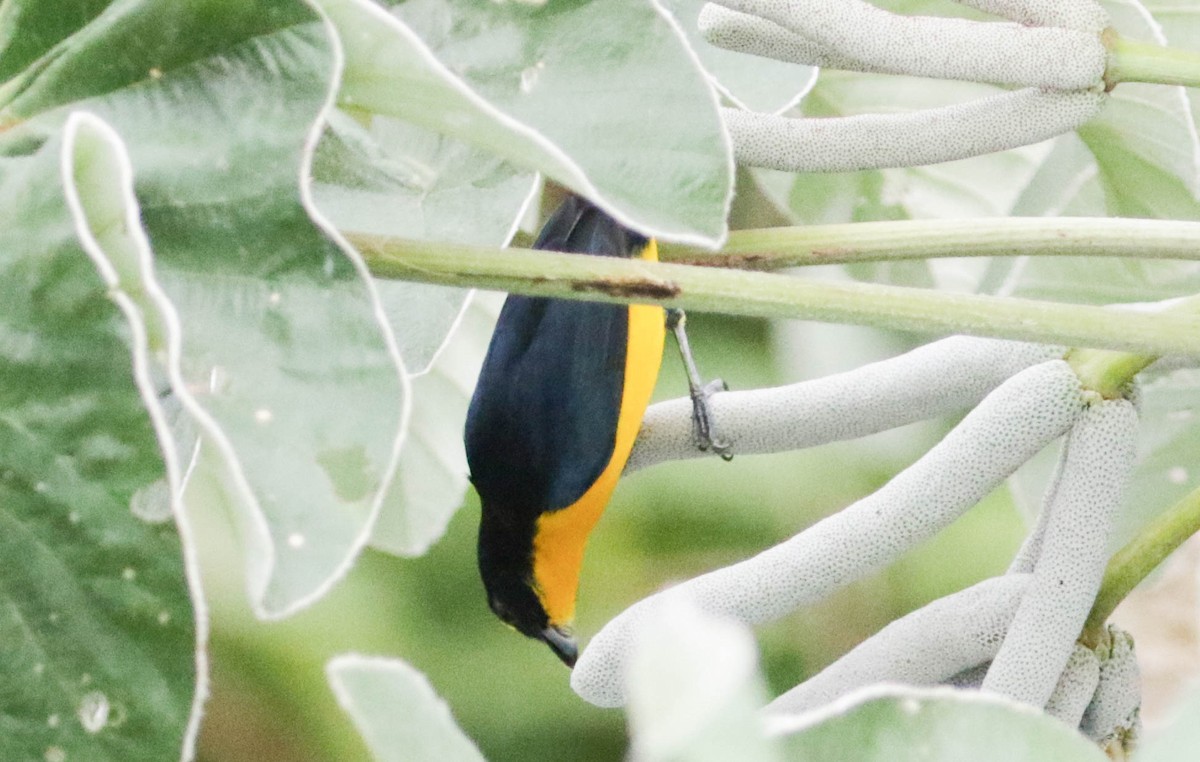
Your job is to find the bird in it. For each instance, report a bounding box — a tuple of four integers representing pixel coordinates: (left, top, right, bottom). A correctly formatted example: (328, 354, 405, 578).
(465, 194, 729, 667)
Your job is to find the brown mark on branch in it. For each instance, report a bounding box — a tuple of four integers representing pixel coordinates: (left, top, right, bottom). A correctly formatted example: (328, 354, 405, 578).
(570, 278, 681, 300)
(674, 252, 774, 270)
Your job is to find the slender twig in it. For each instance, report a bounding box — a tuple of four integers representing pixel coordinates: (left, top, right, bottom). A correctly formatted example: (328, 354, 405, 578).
(1106, 35, 1200, 90)
(1066, 349, 1157, 400)
(661, 218, 1200, 270)
(1082, 484, 1200, 649)
(352, 233, 1200, 357)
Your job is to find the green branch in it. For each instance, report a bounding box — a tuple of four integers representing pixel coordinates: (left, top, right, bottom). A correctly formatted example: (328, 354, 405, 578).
(1106, 34, 1200, 89)
(661, 218, 1200, 270)
(1082, 484, 1200, 649)
(356, 219, 1200, 648)
(1067, 348, 1156, 399)
(352, 232, 1200, 357)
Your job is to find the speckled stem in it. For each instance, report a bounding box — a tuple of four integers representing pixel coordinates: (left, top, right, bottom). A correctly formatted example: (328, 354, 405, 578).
(952, 0, 1109, 32)
(1080, 628, 1141, 747)
(699, 5, 899, 73)
(982, 400, 1138, 709)
(765, 575, 1032, 716)
(660, 218, 1200, 270)
(710, 0, 1106, 88)
(1045, 646, 1102, 729)
(1006, 451, 1067, 575)
(573, 361, 1085, 708)
(627, 337, 1060, 473)
(723, 90, 1106, 173)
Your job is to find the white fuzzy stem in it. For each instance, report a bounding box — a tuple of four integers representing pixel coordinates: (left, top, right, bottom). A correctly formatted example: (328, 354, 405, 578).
(723, 89, 1106, 173)
(1080, 628, 1142, 745)
(1045, 645, 1102, 729)
(945, 663, 989, 689)
(765, 576, 1030, 716)
(982, 400, 1138, 708)
(628, 337, 1059, 473)
(711, 0, 1106, 88)
(951, 0, 1109, 33)
(1006, 452, 1067, 574)
(575, 360, 1085, 708)
(699, 5, 882, 73)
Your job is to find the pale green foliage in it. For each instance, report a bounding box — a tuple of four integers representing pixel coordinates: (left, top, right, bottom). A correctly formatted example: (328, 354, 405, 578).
(2, 0, 1200, 760)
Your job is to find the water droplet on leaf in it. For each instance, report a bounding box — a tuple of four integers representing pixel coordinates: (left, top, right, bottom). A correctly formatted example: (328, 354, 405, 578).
(520, 62, 544, 93)
(77, 691, 109, 734)
(130, 479, 172, 524)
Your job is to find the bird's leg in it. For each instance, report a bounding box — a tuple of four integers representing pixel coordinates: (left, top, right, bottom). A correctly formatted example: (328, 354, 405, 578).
(665, 308, 734, 460)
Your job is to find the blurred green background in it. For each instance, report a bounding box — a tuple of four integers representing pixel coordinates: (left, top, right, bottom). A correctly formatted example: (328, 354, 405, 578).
(193, 311, 1028, 762)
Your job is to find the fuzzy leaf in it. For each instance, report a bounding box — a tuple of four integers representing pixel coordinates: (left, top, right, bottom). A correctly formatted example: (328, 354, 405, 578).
(327, 654, 484, 762)
(320, 0, 732, 246)
(0, 0, 408, 618)
(1136, 682, 1200, 761)
(625, 599, 780, 762)
(311, 108, 535, 372)
(371, 292, 503, 556)
(662, 0, 817, 114)
(1086, 0, 1200, 201)
(772, 687, 1107, 761)
(0, 113, 200, 762)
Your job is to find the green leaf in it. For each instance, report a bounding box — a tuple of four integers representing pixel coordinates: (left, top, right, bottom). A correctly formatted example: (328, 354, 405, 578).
(0, 0, 111, 82)
(320, 0, 732, 246)
(312, 109, 536, 247)
(0, 113, 200, 761)
(996, 0, 1200, 555)
(773, 687, 1108, 761)
(1136, 682, 1200, 761)
(1007, 135, 1108, 218)
(327, 654, 485, 762)
(371, 292, 502, 556)
(308, 103, 534, 554)
(660, 0, 817, 114)
(1108, 368, 1200, 549)
(2, 0, 410, 618)
(311, 106, 536, 372)
(623, 599, 781, 762)
(1081, 1, 1200, 213)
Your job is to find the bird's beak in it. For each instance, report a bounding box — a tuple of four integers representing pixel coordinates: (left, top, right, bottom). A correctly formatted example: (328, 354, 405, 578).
(539, 625, 578, 668)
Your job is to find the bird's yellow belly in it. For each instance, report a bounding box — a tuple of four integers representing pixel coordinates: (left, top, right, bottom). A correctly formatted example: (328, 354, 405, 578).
(531, 242, 666, 626)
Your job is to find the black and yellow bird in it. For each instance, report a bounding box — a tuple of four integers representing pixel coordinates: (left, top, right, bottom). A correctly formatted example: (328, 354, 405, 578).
(465, 195, 727, 667)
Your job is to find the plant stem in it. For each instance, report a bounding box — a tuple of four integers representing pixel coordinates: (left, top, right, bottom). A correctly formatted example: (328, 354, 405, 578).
(352, 232, 1200, 357)
(1081, 484, 1200, 649)
(1068, 294, 1200, 395)
(660, 218, 1200, 270)
(1067, 349, 1156, 399)
(1106, 35, 1200, 89)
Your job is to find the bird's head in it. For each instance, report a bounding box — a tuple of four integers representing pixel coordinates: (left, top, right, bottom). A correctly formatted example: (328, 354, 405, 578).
(477, 507, 579, 667)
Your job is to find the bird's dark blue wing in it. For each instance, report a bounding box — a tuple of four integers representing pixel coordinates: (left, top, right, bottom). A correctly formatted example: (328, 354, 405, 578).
(465, 198, 647, 518)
